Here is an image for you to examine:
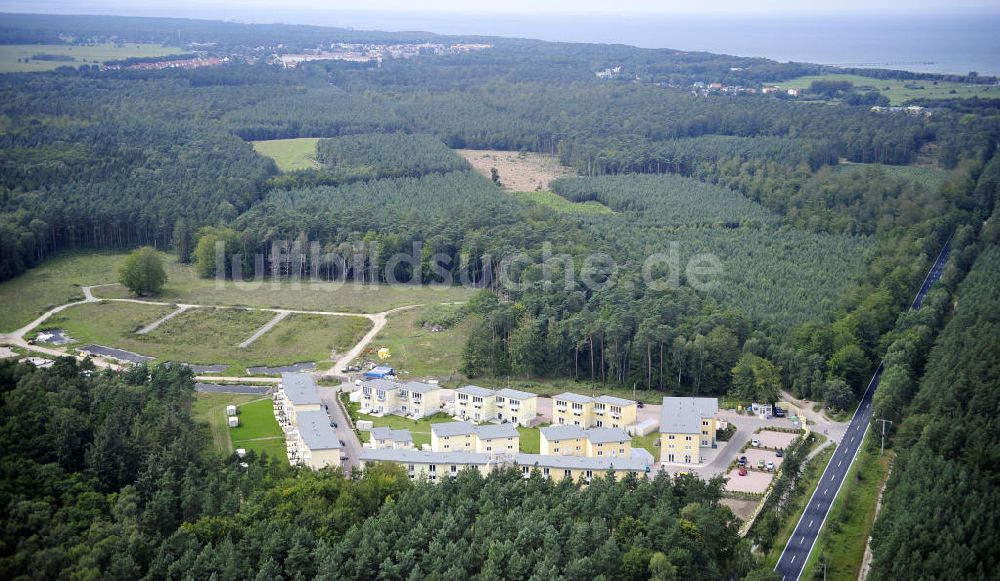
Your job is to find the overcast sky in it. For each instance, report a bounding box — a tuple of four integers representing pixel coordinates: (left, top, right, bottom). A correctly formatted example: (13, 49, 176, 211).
(3, 0, 998, 17)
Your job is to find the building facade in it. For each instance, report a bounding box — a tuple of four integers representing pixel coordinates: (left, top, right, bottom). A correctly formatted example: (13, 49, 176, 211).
(398, 381, 443, 418)
(540, 425, 632, 458)
(292, 410, 342, 469)
(369, 427, 414, 450)
(455, 385, 497, 423)
(274, 372, 323, 427)
(658, 397, 719, 464)
(430, 421, 519, 454)
(552, 392, 638, 430)
(360, 378, 401, 415)
(494, 388, 539, 426)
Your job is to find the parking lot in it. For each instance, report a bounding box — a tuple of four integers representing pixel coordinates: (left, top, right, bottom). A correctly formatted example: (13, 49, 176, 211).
(724, 467, 773, 494)
(744, 447, 783, 470)
(754, 429, 798, 450)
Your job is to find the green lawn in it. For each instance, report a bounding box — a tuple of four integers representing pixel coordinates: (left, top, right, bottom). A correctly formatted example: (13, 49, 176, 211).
(357, 411, 457, 448)
(803, 436, 893, 580)
(44, 301, 371, 374)
(518, 425, 545, 454)
(0, 251, 127, 333)
(93, 253, 475, 314)
(193, 392, 261, 454)
(0, 43, 187, 73)
(771, 73, 998, 105)
(369, 304, 471, 379)
(464, 376, 666, 405)
(252, 138, 321, 171)
(228, 398, 287, 462)
(632, 433, 659, 457)
(510, 190, 612, 215)
(762, 442, 836, 568)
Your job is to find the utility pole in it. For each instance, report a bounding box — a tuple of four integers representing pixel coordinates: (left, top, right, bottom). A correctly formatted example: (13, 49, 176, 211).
(875, 418, 893, 455)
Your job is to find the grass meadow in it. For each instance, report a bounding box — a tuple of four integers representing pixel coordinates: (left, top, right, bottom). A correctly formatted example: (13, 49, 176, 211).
(773, 73, 998, 105)
(367, 303, 471, 380)
(0, 43, 186, 73)
(251, 138, 321, 171)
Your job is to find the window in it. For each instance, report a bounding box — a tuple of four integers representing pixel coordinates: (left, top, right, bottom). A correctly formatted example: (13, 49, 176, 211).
(543, 468, 550, 477)
(450, 465, 457, 474)
(685, 435, 692, 441)
(575, 446, 581, 451)
(408, 464, 415, 472)
(597, 451, 603, 456)
(684, 455, 691, 463)
(668, 434, 675, 440)
(702, 420, 709, 426)
(486, 446, 492, 451)
(429, 464, 436, 472)
(564, 469, 572, 478)
(585, 470, 593, 479)
(573, 420, 580, 426)
(596, 420, 603, 427)
(554, 447, 559, 453)
(668, 454, 675, 462)
(558, 417, 565, 425)
(443, 444, 450, 450)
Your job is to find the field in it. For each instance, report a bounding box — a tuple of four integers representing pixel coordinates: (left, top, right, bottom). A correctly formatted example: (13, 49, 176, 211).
(631, 433, 659, 457)
(93, 253, 475, 313)
(193, 392, 262, 454)
(510, 190, 612, 215)
(0, 43, 186, 73)
(367, 304, 472, 380)
(251, 138, 320, 171)
(0, 251, 127, 333)
(43, 301, 371, 374)
(803, 437, 893, 580)
(356, 411, 456, 449)
(456, 149, 577, 192)
(771, 73, 998, 105)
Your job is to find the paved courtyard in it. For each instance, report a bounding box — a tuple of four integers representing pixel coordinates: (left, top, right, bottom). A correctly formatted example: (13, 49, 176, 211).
(724, 467, 773, 494)
(754, 429, 798, 450)
(744, 447, 783, 470)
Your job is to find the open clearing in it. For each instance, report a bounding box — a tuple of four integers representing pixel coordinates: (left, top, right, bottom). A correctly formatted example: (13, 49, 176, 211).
(42, 301, 372, 374)
(93, 254, 475, 313)
(0, 251, 126, 333)
(510, 190, 612, 215)
(456, 149, 577, 192)
(364, 303, 471, 379)
(228, 398, 287, 461)
(771, 73, 998, 105)
(193, 392, 261, 454)
(0, 43, 186, 73)
(252, 137, 321, 171)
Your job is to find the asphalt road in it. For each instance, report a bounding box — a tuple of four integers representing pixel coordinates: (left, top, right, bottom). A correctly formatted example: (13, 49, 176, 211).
(320, 384, 363, 471)
(775, 240, 951, 580)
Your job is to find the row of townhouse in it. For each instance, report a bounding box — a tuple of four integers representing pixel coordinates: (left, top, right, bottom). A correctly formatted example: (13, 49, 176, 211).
(430, 421, 520, 454)
(360, 378, 443, 418)
(274, 373, 341, 469)
(540, 425, 632, 459)
(454, 386, 538, 426)
(658, 396, 719, 464)
(358, 448, 651, 483)
(552, 392, 638, 431)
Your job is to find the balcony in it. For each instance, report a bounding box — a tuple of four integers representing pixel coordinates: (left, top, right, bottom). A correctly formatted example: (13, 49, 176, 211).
(610, 412, 622, 419)
(495, 401, 505, 408)
(474, 403, 483, 409)
(593, 409, 605, 416)
(377, 396, 386, 402)
(573, 411, 582, 416)
(555, 405, 567, 412)
(509, 403, 520, 410)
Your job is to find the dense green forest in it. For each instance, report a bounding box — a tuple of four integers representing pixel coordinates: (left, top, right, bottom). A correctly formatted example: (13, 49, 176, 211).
(1, 14, 998, 405)
(867, 228, 1000, 579)
(0, 360, 756, 579)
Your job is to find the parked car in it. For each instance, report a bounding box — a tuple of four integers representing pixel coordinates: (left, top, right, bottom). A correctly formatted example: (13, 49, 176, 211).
(738, 456, 748, 467)
(339, 440, 346, 447)
(751, 438, 760, 447)
(774, 406, 785, 418)
(766, 461, 775, 471)
(757, 458, 765, 469)
(775, 449, 783, 457)
(329, 421, 338, 428)
(738, 467, 748, 476)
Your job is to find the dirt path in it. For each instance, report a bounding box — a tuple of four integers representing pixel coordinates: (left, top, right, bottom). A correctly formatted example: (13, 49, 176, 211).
(322, 304, 421, 380)
(239, 310, 290, 348)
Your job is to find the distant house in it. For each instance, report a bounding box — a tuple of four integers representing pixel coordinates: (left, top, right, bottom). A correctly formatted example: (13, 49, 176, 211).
(455, 385, 498, 423)
(762, 86, 781, 94)
(540, 425, 632, 459)
(659, 397, 719, 464)
(494, 388, 539, 426)
(709, 82, 723, 90)
(430, 421, 519, 454)
(369, 427, 414, 450)
(360, 378, 401, 415)
(293, 410, 342, 469)
(552, 392, 638, 431)
(787, 88, 801, 97)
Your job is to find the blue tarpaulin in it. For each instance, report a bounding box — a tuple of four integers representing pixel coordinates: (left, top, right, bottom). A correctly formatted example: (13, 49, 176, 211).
(363, 366, 395, 379)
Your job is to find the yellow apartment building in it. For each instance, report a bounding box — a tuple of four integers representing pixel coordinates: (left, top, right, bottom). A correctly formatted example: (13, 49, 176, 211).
(494, 388, 539, 426)
(540, 425, 632, 458)
(430, 421, 519, 454)
(552, 392, 638, 430)
(658, 396, 719, 464)
(398, 381, 443, 419)
(291, 410, 342, 470)
(455, 385, 498, 423)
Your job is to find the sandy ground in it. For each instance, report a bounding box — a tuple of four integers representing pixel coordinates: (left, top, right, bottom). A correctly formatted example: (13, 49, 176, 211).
(754, 430, 798, 450)
(456, 149, 576, 192)
(720, 497, 759, 521)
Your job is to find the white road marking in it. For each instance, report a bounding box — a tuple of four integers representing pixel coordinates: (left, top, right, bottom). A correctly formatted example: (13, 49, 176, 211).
(791, 555, 796, 564)
(809, 519, 814, 527)
(824, 487, 829, 494)
(838, 460, 842, 467)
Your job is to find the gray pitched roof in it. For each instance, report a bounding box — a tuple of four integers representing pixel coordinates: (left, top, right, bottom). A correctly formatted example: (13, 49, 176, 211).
(457, 385, 495, 398)
(363, 378, 400, 392)
(359, 449, 650, 472)
(516, 453, 649, 472)
(553, 391, 593, 404)
(431, 421, 477, 437)
(370, 427, 413, 443)
(360, 448, 491, 465)
(296, 410, 341, 450)
(541, 425, 586, 440)
(475, 423, 519, 440)
(496, 388, 537, 401)
(586, 427, 630, 444)
(660, 397, 719, 434)
(594, 395, 636, 407)
(402, 381, 440, 394)
(281, 372, 321, 406)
